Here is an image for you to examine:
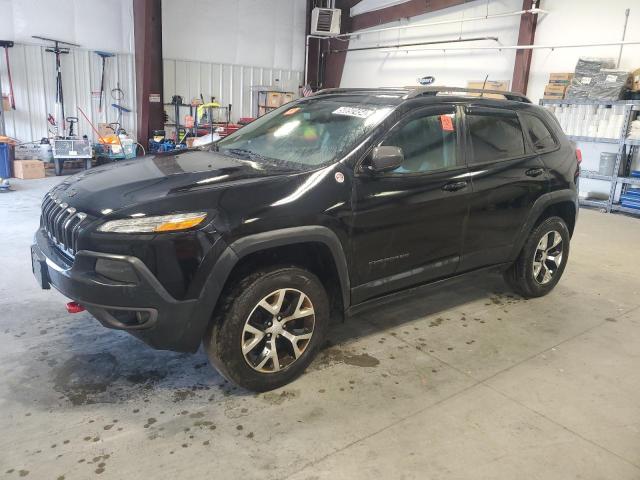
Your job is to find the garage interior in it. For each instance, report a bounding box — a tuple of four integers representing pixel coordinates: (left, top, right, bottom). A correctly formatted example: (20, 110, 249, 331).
(1, 0, 640, 479)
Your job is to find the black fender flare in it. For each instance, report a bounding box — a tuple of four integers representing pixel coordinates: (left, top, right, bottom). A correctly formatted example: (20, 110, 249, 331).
(184, 226, 351, 351)
(508, 189, 578, 261)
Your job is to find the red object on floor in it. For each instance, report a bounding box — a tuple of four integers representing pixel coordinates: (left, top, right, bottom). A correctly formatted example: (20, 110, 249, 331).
(66, 302, 85, 313)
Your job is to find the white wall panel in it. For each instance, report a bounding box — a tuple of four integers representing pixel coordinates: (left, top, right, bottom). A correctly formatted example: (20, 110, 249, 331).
(162, 58, 302, 121)
(162, 0, 307, 72)
(0, 0, 135, 142)
(0, 0, 134, 54)
(1, 44, 137, 142)
(341, 0, 522, 91)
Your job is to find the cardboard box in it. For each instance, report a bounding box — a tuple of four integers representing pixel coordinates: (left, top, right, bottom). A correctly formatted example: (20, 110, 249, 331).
(13, 160, 45, 179)
(466, 80, 510, 98)
(544, 84, 568, 95)
(282, 93, 294, 104)
(266, 92, 283, 108)
(548, 72, 574, 84)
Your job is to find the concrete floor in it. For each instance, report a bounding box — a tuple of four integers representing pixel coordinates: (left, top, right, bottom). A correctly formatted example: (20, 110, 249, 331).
(1, 176, 640, 480)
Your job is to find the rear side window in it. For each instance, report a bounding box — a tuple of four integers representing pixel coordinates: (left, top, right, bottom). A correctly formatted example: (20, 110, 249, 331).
(382, 110, 458, 174)
(522, 114, 557, 152)
(466, 110, 525, 164)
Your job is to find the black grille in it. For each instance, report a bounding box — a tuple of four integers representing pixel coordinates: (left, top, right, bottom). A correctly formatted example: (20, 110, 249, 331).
(41, 194, 87, 257)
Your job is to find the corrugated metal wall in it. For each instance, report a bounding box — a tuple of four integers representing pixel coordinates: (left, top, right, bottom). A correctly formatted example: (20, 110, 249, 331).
(162, 58, 303, 121)
(1, 43, 136, 143)
(1, 45, 304, 142)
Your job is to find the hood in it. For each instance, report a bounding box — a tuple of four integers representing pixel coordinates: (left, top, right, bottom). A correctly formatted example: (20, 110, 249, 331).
(48, 150, 290, 216)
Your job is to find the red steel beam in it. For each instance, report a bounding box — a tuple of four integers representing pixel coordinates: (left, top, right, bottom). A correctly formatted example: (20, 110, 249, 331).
(133, 0, 164, 148)
(350, 0, 472, 32)
(511, 0, 538, 94)
(321, 0, 475, 88)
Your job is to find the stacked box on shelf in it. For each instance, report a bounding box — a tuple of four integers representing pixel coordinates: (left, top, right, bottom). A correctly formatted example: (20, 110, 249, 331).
(257, 91, 296, 117)
(543, 73, 573, 99)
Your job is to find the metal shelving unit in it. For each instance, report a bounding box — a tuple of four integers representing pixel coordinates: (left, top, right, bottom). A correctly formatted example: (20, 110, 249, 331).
(540, 98, 640, 216)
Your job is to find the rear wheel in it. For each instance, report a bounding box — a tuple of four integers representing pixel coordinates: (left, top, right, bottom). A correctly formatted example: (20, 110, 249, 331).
(204, 266, 329, 392)
(504, 216, 570, 298)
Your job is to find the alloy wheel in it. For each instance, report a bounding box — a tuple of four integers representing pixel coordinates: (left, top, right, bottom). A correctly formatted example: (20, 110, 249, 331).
(532, 230, 563, 285)
(241, 288, 315, 373)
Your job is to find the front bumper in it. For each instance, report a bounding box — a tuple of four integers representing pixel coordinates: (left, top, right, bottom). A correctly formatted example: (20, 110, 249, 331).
(31, 227, 202, 352)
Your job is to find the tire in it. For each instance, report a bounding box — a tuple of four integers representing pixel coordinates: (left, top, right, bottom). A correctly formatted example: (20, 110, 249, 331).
(503, 216, 570, 298)
(204, 266, 329, 392)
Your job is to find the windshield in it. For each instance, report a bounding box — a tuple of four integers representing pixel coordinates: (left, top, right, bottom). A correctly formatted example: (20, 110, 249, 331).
(216, 98, 395, 169)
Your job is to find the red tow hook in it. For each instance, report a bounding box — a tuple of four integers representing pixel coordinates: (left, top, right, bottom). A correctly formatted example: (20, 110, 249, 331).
(66, 302, 85, 314)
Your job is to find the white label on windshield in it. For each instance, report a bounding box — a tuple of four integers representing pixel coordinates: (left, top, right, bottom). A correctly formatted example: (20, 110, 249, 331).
(332, 106, 375, 118)
(605, 74, 617, 83)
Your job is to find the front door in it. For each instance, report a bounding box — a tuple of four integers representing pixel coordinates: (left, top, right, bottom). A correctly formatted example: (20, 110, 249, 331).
(350, 105, 470, 304)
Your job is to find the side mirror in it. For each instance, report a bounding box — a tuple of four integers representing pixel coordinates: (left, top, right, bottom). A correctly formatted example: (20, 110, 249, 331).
(370, 146, 404, 173)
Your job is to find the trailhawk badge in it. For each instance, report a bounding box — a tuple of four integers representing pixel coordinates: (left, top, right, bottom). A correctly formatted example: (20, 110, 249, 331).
(335, 172, 345, 183)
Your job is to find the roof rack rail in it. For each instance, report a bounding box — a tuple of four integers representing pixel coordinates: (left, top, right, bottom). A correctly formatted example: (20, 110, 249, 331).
(311, 86, 531, 103)
(313, 87, 410, 96)
(407, 86, 531, 103)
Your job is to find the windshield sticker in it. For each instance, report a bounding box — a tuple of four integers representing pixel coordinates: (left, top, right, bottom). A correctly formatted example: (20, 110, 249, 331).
(440, 114, 454, 132)
(332, 106, 375, 118)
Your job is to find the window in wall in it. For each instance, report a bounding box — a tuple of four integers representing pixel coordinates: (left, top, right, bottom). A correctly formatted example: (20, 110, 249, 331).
(382, 111, 458, 174)
(522, 114, 557, 152)
(467, 111, 526, 164)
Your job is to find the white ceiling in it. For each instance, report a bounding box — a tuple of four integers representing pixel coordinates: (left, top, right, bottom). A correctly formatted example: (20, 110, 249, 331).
(350, 0, 410, 16)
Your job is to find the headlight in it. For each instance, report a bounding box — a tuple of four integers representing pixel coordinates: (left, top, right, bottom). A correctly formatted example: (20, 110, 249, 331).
(97, 212, 207, 233)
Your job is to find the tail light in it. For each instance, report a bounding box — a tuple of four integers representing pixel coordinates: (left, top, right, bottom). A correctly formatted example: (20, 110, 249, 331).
(575, 147, 582, 165)
(66, 302, 85, 314)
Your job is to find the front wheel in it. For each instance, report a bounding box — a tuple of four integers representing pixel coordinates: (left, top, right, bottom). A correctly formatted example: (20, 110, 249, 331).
(204, 266, 329, 392)
(504, 216, 570, 298)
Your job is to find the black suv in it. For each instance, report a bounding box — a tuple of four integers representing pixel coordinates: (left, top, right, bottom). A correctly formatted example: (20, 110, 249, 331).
(31, 86, 579, 391)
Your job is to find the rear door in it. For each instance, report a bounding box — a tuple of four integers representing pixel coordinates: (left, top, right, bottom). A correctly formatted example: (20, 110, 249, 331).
(459, 105, 550, 272)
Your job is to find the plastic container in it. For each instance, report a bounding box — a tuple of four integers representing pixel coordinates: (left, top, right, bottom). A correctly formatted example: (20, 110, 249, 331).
(599, 152, 618, 176)
(0, 143, 13, 178)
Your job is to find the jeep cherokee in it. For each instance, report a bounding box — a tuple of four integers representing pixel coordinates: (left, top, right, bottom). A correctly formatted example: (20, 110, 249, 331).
(31, 86, 579, 391)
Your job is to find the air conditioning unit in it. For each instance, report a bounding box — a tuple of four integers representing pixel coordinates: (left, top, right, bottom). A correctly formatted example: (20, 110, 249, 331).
(311, 7, 341, 36)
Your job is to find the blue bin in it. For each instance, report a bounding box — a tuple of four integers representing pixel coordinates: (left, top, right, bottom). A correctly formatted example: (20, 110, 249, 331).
(0, 143, 13, 178)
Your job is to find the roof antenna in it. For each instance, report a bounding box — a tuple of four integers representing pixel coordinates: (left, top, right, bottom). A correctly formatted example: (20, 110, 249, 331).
(480, 74, 489, 97)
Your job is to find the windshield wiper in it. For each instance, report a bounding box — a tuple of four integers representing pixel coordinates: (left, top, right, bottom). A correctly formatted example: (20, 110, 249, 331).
(223, 148, 265, 160)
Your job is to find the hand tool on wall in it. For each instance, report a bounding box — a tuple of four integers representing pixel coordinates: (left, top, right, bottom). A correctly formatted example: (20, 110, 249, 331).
(95, 51, 115, 112)
(33, 36, 80, 134)
(0, 41, 15, 109)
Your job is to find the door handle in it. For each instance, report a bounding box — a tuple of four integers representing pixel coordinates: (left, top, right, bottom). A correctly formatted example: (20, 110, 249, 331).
(441, 181, 468, 192)
(525, 167, 545, 177)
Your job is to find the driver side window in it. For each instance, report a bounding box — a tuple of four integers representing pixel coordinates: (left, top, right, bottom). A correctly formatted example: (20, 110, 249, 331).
(382, 110, 458, 174)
